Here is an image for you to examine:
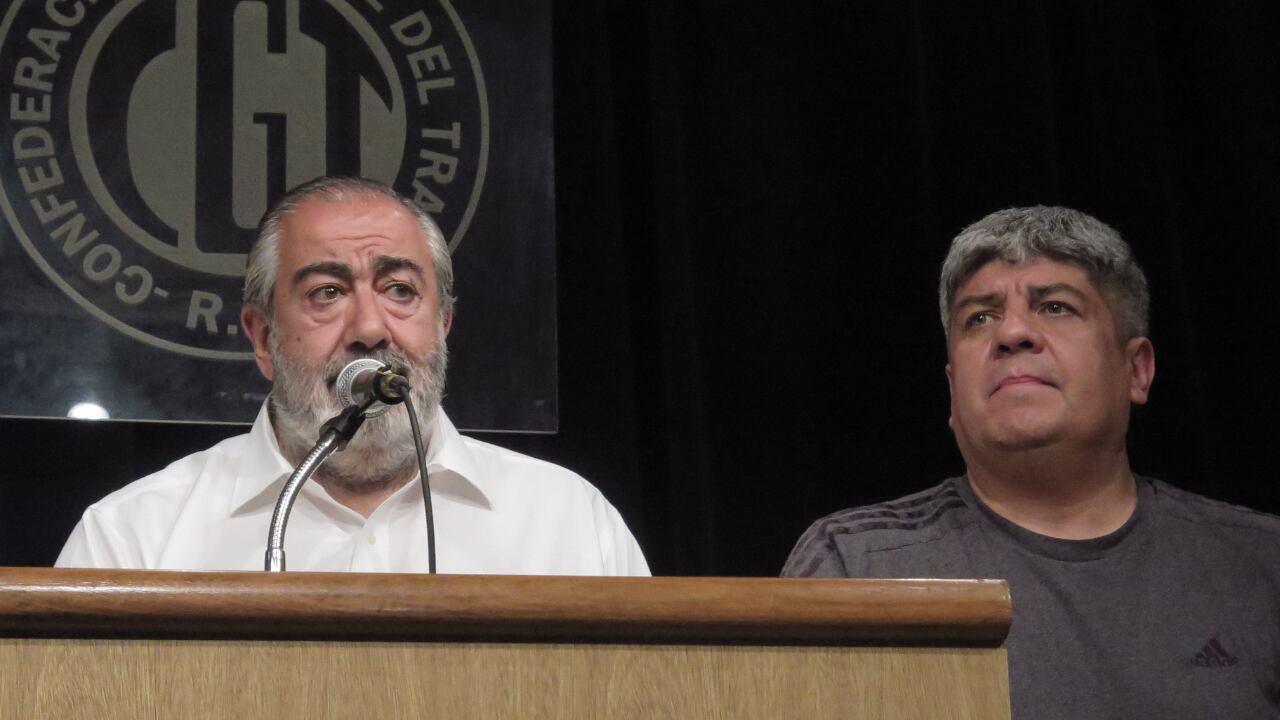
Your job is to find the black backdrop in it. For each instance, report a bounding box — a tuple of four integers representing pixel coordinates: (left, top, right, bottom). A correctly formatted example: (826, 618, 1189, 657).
(2, 1, 1278, 575)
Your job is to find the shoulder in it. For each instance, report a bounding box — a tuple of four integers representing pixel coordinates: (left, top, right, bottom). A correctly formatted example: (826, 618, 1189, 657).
(1143, 477, 1280, 596)
(85, 432, 250, 515)
(56, 431, 253, 569)
(453, 434, 628, 525)
(458, 435, 602, 496)
(1147, 477, 1280, 541)
(454, 435, 649, 576)
(783, 478, 976, 577)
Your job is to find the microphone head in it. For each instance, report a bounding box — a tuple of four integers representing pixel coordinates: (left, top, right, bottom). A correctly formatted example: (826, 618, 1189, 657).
(335, 358, 394, 418)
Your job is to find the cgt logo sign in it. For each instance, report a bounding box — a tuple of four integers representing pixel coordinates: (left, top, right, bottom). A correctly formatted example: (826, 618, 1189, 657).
(1, 0, 488, 360)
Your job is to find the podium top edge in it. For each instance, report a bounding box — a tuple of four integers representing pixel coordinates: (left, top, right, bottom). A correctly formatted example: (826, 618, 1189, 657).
(0, 568, 1011, 647)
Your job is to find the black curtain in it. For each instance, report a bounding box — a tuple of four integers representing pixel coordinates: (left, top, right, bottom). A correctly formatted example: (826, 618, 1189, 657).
(3, 0, 1277, 575)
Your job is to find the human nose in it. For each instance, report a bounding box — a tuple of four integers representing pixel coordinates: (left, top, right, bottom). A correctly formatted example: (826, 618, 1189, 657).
(343, 287, 390, 352)
(994, 307, 1043, 355)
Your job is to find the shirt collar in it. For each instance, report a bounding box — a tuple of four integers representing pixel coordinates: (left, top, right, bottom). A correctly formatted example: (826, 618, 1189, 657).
(955, 473, 1146, 562)
(229, 403, 492, 516)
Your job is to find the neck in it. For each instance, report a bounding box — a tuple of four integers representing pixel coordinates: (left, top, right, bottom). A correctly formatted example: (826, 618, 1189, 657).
(964, 445, 1137, 540)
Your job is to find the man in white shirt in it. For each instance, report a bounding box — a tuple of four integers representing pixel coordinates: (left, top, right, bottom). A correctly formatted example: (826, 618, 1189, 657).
(57, 177, 649, 575)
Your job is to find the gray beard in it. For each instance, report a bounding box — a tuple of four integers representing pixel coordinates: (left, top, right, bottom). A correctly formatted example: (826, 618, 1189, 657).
(268, 333, 448, 488)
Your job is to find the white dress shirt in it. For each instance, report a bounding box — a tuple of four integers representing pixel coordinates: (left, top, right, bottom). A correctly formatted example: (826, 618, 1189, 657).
(56, 405, 650, 575)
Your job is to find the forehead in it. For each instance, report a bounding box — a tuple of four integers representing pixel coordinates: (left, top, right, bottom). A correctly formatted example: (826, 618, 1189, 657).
(276, 194, 429, 267)
(956, 257, 1098, 298)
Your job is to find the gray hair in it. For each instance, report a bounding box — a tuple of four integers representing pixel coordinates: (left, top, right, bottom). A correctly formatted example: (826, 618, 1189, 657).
(243, 176, 456, 317)
(938, 206, 1149, 342)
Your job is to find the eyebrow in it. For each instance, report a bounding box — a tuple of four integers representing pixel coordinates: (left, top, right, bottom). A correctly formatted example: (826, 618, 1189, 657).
(1027, 283, 1089, 305)
(291, 255, 426, 287)
(293, 261, 354, 287)
(372, 255, 426, 282)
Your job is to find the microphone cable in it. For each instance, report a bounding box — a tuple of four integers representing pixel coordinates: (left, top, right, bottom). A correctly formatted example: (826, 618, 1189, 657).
(393, 376, 437, 574)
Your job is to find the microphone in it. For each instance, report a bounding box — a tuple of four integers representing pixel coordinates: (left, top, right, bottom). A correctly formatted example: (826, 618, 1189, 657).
(335, 358, 410, 418)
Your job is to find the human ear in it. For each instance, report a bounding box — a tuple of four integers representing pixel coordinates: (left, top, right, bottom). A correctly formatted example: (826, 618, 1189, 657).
(1125, 337, 1155, 405)
(945, 362, 956, 429)
(241, 305, 275, 381)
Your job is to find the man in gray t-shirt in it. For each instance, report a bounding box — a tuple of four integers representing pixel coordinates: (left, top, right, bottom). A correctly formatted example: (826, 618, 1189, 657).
(783, 207, 1280, 719)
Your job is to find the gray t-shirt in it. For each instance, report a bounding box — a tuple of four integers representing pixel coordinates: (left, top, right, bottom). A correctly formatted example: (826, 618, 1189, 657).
(783, 476, 1280, 719)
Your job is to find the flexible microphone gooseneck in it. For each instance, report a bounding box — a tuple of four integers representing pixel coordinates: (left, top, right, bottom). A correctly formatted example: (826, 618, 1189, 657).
(264, 402, 373, 572)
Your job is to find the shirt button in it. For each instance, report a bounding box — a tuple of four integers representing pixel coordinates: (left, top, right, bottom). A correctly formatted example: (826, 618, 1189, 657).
(367, 533, 377, 545)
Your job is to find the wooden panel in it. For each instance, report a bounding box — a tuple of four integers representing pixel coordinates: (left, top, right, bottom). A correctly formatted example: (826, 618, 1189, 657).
(0, 638, 1010, 720)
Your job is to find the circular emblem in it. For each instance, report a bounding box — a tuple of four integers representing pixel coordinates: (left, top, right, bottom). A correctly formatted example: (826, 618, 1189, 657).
(0, 0, 488, 359)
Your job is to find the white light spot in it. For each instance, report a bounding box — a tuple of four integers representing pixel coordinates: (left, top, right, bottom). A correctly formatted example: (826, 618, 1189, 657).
(67, 402, 110, 420)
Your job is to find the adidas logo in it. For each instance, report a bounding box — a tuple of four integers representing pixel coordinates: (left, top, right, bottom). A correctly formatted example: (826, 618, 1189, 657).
(1193, 638, 1239, 668)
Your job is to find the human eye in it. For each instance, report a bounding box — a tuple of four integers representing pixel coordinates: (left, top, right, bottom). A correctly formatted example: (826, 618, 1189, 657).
(308, 284, 344, 303)
(1041, 300, 1075, 316)
(384, 281, 420, 302)
(965, 311, 993, 328)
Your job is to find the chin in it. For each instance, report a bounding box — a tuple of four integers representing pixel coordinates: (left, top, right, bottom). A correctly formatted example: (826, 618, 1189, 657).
(989, 433, 1061, 452)
(990, 417, 1070, 450)
(988, 404, 1068, 442)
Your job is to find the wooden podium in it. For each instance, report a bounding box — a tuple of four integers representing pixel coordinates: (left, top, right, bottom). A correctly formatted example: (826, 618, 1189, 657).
(0, 568, 1010, 719)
